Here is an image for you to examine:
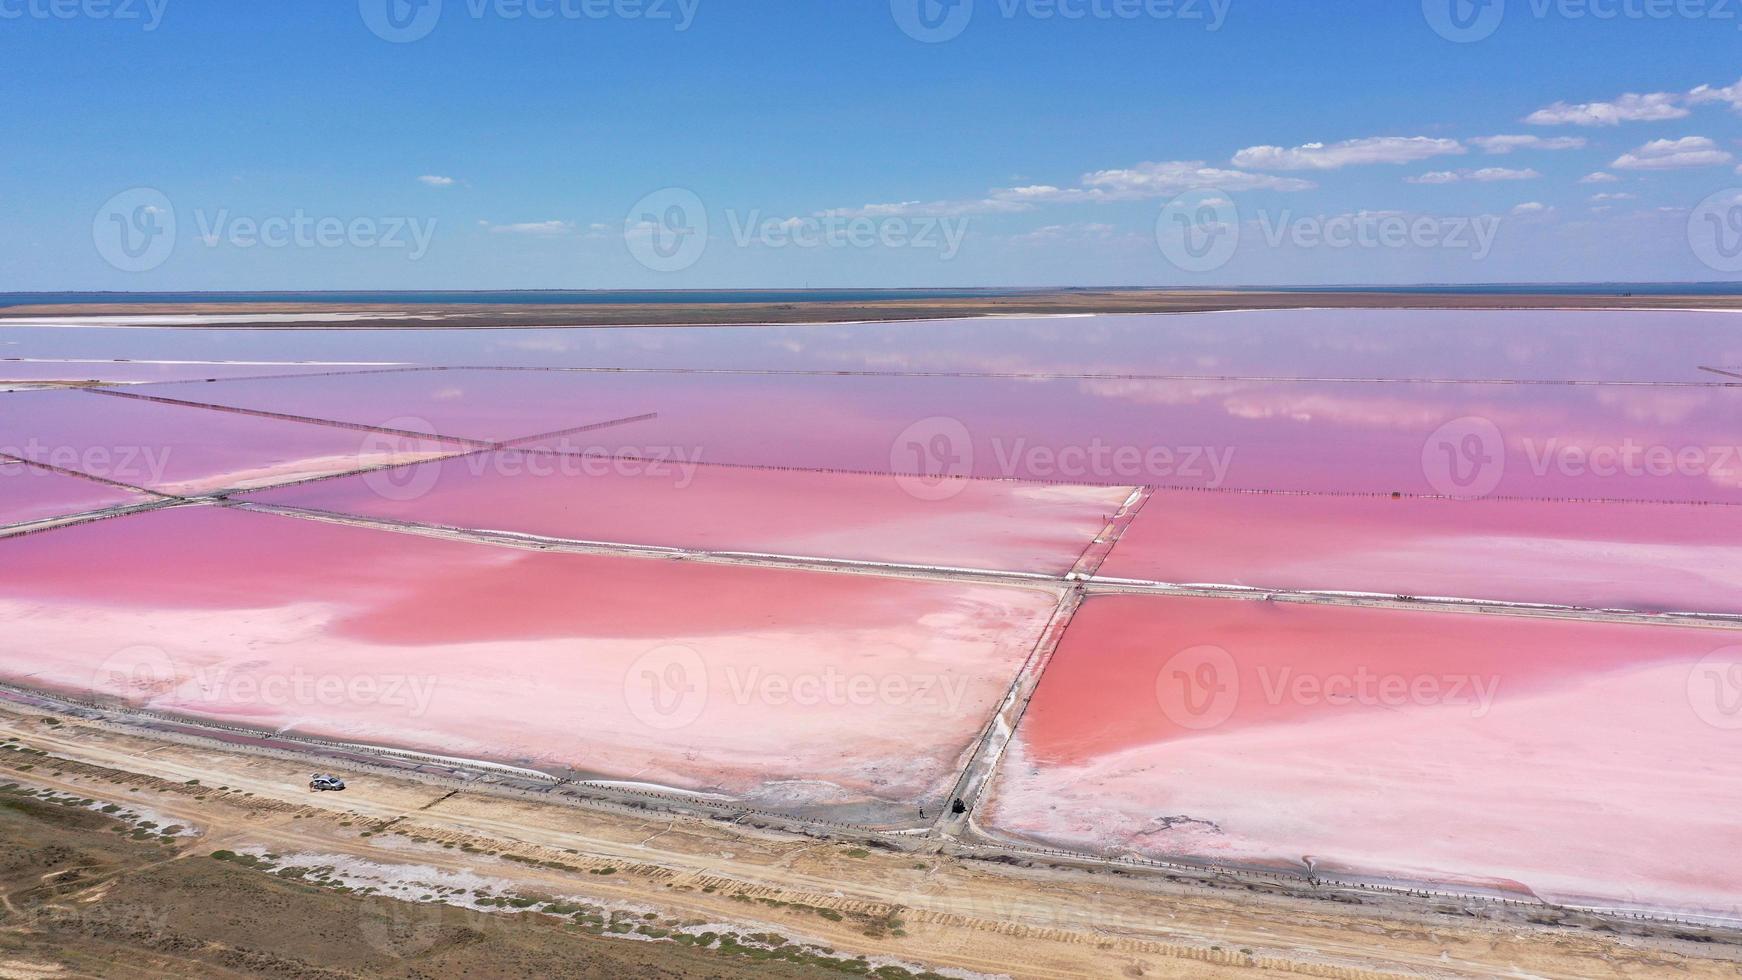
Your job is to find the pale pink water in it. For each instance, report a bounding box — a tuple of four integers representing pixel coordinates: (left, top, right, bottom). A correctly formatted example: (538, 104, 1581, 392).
(142, 370, 649, 444)
(137, 369, 1742, 502)
(980, 595, 1742, 918)
(7, 309, 1742, 382)
(3, 313, 1737, 907)
(241, 451, 1134, 574)
(0, 505, 1058, 820)
(0, 362, 389, 386)
(1098, 490, 1742, 614)
(0, 390, 462, 495)
(0, 461, 153, 527)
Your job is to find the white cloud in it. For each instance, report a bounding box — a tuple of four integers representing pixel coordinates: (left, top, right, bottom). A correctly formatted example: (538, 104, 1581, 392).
(1405, 167, 1540, 184)
(1471, 167, 1542, 181)
(486, 220, 574, 236)
(1522, 76, 1742, 137)
(1578, 171, 1620, 184)
(1611, 136, 1734, 171)
(1589, 192, 1636, 202)
(1233, 136, 1465, 171)
(1469, 135, 1588, 154)
(996, 186, 1069, 202)
(1512, 202, 1550, 215)
(1008, 222, 1122, 245)
(1525, 91, 1688, 126)
(817, 160, 1312, 219)
(816, 197, 1032, 219)
(1686, 77, 1742, 113)
(1074, 160, 1316, 195)
(417, 175, 456, 187)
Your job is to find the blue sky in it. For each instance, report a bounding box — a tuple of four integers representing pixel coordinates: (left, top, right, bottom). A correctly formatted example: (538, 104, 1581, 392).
(2, 1, 1741, 289)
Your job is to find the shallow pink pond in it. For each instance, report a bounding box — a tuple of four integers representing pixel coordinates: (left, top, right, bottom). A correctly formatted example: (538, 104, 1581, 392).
(133, 368, 1742, 502)
(7, 309, 1742, 382)
(0, 505, 1058, 823)
(0, 460, 155, 528)
(1098, 490, 1742, 614)
(980, 594, 1742, 919)
(0, 390, 462, 495)
(241, 451, 1134, 575)
(0, 362, 394, 388)
(141, 369, 652, 445)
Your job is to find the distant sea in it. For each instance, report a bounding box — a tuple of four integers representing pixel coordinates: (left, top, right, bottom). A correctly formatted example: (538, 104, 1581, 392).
(0, 289, 1031, 308)
(3, 284, 1741, 308)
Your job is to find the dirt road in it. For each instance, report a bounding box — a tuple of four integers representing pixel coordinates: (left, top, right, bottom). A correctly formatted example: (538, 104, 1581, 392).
(4, 706, 1736, 979)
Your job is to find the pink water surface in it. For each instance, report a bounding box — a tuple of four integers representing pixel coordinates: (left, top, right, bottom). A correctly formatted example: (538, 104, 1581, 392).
(241, 451, 1134, 575)
(980, 594, 1742, 918)
(141, 369, 652, 444)
(0, 461, 154, 528)
(0, 362, 397, 387)
(0, 390, 463, 495)
(0, 505, 1059, 821)
(1098, 490, 1742, 614)
(128, 368, 1742, 502)
(8, 309, 1742, 382)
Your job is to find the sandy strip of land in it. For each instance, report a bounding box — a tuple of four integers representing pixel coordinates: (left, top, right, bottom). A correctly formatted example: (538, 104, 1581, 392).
(6, 289, 1742, 329)
(3, 703, 1739, 979)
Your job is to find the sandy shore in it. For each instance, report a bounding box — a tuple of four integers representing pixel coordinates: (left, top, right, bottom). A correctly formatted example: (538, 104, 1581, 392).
(4, 700, 1739, 979)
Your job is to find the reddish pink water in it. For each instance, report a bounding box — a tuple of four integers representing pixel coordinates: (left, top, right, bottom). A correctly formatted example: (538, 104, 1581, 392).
(138, 369, 1742, 502)
(4, 313, 1738, 911)
(241, 451, 1133, 574)
(982, 595, 1742, 917)
(0, 461, 152, 527)
(1098, 491, 1742, 614)
(0, 390, 461, 495)
(1019, 594, 1713, 764)
(0, 505, 1058, 818)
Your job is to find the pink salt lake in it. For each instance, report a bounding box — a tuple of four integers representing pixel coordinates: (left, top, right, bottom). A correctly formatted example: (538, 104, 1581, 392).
(242, 451, 1136, 575)
(135, 368, 1742, 502)
(0, 506, 1059, 824)
(980, 594, 1742, 920)
(1098, 490, 1742, 615)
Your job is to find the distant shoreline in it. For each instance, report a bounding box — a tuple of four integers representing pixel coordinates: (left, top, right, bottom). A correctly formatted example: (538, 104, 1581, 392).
(8, 283, 1742, 307)
(4, 288, 1742, 329)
